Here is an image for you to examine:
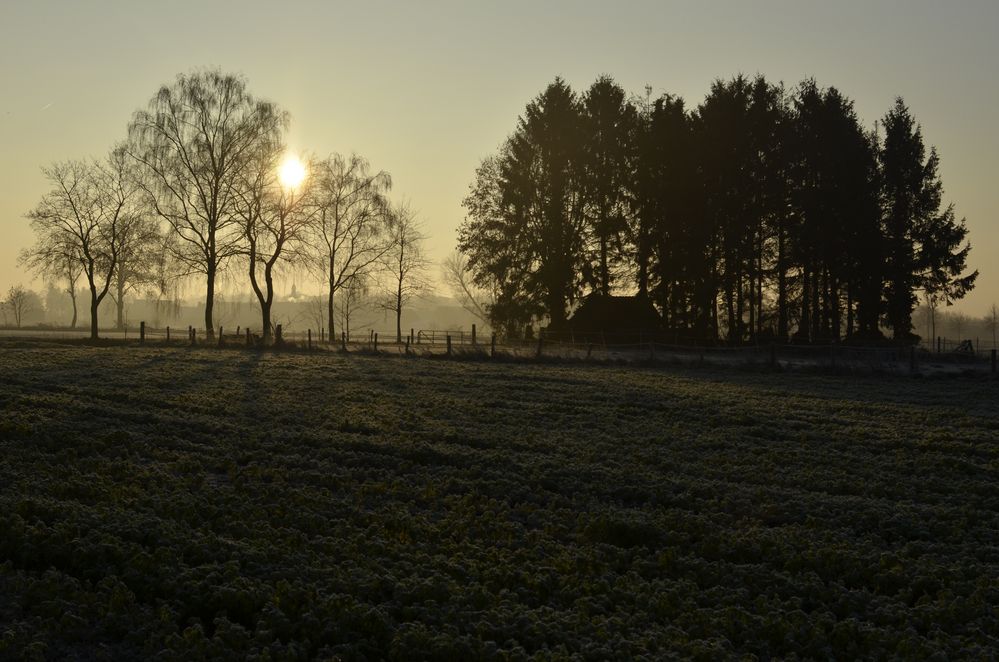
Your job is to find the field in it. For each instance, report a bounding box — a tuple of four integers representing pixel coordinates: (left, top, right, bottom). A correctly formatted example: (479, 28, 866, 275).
(0, 341, 997, 660)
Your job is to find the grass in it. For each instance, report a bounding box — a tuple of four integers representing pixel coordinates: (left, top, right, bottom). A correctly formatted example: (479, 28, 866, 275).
(0, 340, 997, 660)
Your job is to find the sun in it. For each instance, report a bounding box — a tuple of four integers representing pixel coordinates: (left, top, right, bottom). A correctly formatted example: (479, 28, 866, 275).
(278, 154, 306, 190)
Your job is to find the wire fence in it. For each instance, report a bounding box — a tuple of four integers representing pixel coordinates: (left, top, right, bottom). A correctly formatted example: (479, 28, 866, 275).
(2, 323, 996, 377)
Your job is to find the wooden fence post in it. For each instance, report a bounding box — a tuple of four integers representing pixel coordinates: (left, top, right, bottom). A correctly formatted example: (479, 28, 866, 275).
(374, 332, 378, 352)
(937, 336, 942, 354)
(308, 329, 312, 351)
(405, 336, 411, 355)
(446, 334, 452, 356)
(472, 324, 477, 346)
(410, 328, 414, 345)
(166, 326, 170, 343)
(236, 325, 240, 337)
(218, 326, 224, 348)
(139, 321, 145, 345)
(491, 332, 497, 358)
(190, 327, 196, 346)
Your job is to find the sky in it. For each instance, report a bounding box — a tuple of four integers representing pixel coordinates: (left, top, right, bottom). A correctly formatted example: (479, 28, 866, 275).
(1, 0, 997, 314)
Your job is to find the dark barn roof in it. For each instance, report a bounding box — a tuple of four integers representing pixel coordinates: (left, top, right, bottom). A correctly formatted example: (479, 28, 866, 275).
(567, 293, 662, 339)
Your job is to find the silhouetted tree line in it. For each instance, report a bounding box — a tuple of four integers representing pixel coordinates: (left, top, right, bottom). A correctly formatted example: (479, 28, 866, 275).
(20, 69, 428, 341)
(458, 75, 977, 344)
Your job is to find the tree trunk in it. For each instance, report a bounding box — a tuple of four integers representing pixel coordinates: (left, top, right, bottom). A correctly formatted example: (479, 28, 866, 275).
(756, 236, 764, 339)
(249, 243, 275, 345)
(776, 228, 787, 342)
(799, 266, 810, 342)
(600, 235, 610, 295)
(396, 283, 403, 344)
(825, 272, 834, 339)
(810, 271, 821, 342)
(830, 276, 841, 341)
(724, 277, 736, 343)
(547, 288, 568, 333)
(205, 265, 216, 341)
(708, 265, 719, 342)
(89, 285, 100, 340)
(636, 229, 649, 296)
(116, 280, 125, 331)
(845, 283, 854, 339)
(710, 292, 719, 341)
(736, 272, 745, 343)
(68, 284, 78, 329)
(327, 263, 336, 343)
(260, 303, 272, 343)
(262, 266, 275, 343)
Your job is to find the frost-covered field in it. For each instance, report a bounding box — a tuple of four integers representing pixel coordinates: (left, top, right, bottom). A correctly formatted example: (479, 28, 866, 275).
(1, 341, 997, 660)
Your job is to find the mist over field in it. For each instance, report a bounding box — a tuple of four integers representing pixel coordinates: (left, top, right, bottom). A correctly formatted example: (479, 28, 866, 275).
(3, 2, 999, 660)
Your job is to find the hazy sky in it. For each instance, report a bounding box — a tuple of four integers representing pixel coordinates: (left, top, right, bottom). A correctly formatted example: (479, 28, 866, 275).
(2, 0, 997, 313)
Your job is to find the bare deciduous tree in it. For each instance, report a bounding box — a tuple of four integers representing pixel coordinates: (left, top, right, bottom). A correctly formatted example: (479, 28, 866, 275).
(304, 294, 327, 339)
(147, 232, 185, 327)
(338, 274, 369, 340)
(381, 203, 430, 343)
(4, 285, 32, 328)
(990, 303, 998, 349)
(108, 215, 161, 330)
(442, 251, 494, 328)
(951, 312, 971, 342)
(234, 144, 316, 343)
(128, 69, 287, 339)
(306, 153, 392, 341)
(19, 240, 81, 328)
(24, 149, 142, 339)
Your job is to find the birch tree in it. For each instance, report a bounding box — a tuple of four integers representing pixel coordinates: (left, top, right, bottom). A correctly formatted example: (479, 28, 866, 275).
(128, 69, 287, 339)
(307, 153, 392, 341)
(19, 237, 82, 328)
(381, 203, 429, 343)
(234, 145, 316, 343)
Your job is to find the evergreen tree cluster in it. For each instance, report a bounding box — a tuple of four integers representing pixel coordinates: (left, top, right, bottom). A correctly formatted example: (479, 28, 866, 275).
(458, 75, 977, 343)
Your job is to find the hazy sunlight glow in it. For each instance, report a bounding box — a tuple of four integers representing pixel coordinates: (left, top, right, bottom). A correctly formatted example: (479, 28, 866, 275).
(278, 155, 306, 190)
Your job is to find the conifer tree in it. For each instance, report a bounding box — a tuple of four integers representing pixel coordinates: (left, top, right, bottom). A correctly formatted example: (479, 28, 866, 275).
(580, 76, 638, 295)
(880, 98, 977, 341)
